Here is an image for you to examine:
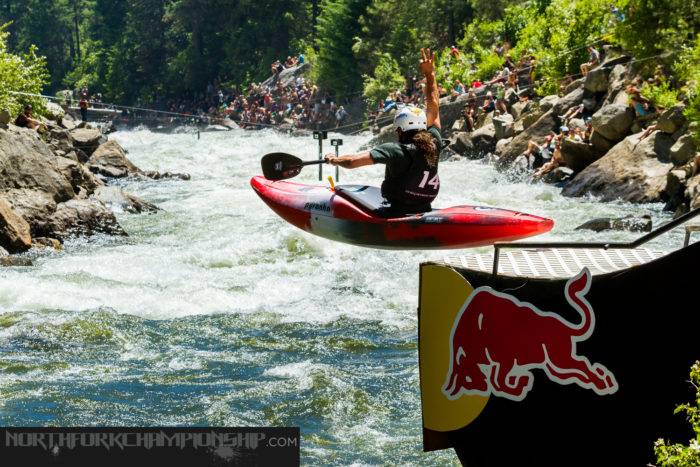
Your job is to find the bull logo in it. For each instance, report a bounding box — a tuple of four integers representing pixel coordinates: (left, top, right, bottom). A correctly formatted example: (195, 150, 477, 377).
(442, 268, 618, 402)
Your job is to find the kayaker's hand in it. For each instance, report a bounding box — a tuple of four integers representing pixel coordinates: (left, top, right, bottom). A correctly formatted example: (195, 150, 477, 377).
(324, 154, 337, 165)
(419, 48, 436, 77)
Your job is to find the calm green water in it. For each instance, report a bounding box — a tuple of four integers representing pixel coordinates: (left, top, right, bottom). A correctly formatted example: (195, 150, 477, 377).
(0, 128, 678, 464)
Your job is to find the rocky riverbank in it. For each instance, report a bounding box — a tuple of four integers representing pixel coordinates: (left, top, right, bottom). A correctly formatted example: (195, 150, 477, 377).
(368, 47, 699, 217)
(0, 110, 189, 265)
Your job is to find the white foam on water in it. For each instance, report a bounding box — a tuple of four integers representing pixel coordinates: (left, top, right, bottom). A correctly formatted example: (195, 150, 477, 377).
(0, 127, 676, 322)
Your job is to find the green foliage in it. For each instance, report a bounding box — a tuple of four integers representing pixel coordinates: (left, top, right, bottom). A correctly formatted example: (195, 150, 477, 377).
(314, 0, 371, 99)
(654, 361, 700, 467)
(674, 36, 700, 141)
(524, 0, 614, 95)
(362, 54, 405, 105)
(616, 0, 700, 70)
(0, 27, 49, 116)
(641, 80, 679, 111)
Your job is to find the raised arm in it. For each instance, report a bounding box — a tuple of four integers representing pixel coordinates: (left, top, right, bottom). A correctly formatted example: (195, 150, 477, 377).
(420, 48, 441, 129)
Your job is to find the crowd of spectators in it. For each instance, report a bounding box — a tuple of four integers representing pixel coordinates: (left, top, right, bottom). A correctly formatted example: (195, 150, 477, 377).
(154, 53, 349, 130)
(65, 53, 351, 131)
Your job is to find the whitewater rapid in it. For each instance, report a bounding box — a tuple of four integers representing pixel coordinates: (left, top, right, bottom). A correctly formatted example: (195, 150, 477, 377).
(0, 128, 678, 464)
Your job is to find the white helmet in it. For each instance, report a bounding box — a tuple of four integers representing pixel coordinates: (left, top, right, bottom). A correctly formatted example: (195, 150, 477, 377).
(393, 105, 427, 132)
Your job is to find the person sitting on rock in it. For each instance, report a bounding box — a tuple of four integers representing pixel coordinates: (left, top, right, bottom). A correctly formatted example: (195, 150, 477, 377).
(79, 96, 89, 122)
(451, 80, 466, 97)
(534, 134, 564, 178)
(560, 103, 584, 123)
(482, 91, 496, 113)
(580, 46, 601, 76)
(14, 105, 45, 132)
(521, 134, 555, 170)
(626, 85, 653, 118)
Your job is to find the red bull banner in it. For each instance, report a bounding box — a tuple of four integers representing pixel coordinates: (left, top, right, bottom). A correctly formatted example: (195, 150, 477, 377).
(418, 241, 700, 466)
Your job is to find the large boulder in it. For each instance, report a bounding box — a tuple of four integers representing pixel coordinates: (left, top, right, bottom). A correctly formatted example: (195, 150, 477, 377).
(91, 186, 160, 214)
(87, 140, 142, 178)
(553, 88, 585, 114)
(584, 67, 610, 93)
(539, 95, 559, 113)
(495, 137, 513, 156)
(470, 123, 497, 155)
(542, 167, 574, 184)
(260, 62, 310, 90)
(590, 130, 615, 153)
(560, 139, 603, 173)
(452, 132, 474, 157)
(61, 113, 77, 131)
(604, 64, 629, 106)
(510, 100, 532, 120)
(0, 126, 75, 203)
(53, 156, 104, 196)
(497, 110, 558, 168)
(364, 123, 395, 148)
(656, 104, 687, 135)
(562, 132, 674, 202)
(687, 175, 700, 209)
(590, 104, 635, 142)
(0, 197, 32, 252)
(664, 169, 689, 211)
(493, 114, 515, 140)
(3, 189, 56, 235)
(669, 134, 697, 166)
(521, 109, 544, 130)
(0, 110, 11, 125)
(564, 78, 585, 96)
(44, 102, 66, 123)
(43, 199, 127, 240)
(69, 128, 105, 156)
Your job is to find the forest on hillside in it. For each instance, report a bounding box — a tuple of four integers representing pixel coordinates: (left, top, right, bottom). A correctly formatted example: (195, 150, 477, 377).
(1, 0, 698, 124)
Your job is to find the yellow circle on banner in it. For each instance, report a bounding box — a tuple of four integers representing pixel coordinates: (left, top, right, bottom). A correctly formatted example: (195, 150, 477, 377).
(419, 265, 489, 432)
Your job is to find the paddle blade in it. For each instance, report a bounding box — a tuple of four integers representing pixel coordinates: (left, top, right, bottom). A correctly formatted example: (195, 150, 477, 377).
(262, 152, 304, 180)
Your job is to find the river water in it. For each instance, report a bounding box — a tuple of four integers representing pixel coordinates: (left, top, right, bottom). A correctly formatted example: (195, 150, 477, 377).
(0, 128, 681, 464)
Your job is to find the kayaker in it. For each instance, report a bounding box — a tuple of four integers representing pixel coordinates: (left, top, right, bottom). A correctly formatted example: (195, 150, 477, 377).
(325, 48, 443, 214)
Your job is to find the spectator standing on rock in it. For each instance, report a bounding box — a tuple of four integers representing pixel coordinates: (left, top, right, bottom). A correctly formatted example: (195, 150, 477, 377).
(335, 105, 348, 128)
(462, 91, 479, 132)
(79, 96, 89, 122)
(580, 46, 601, 76)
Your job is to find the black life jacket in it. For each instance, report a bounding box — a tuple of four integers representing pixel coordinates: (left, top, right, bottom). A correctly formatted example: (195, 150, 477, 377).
(381, 143, 440, 211)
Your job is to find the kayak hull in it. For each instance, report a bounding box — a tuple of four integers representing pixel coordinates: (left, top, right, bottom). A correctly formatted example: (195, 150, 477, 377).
(250, 176, 553, 250)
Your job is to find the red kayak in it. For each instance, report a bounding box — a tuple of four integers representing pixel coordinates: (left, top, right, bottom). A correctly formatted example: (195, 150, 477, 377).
(250, 175, 553, 250)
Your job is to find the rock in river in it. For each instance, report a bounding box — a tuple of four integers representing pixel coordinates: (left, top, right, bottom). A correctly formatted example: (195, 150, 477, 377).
(575, 214, 652, 233)
(562, 132, 674, 203)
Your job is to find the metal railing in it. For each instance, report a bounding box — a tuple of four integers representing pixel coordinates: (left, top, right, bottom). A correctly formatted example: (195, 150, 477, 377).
(491, 206, 700, 277)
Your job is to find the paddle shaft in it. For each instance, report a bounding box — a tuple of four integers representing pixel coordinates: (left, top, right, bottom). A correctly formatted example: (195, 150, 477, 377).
(301, 160, 326, 167)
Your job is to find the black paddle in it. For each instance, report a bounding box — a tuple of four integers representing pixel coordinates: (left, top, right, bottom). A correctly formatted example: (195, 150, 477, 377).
(261, 152, 326, 181)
